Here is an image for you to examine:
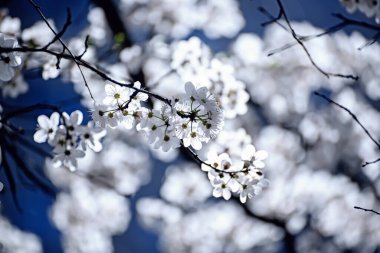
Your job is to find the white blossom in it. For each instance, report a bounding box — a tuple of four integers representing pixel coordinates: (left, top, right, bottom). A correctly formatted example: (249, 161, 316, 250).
(33, 112, 60, 143)
(52, 147, 85, 171)
(0, 216, 42, 253)
(0, 33, 21, 82)
(340, 0, 380, 22)
(78, 123, 106, 152)
(1, 74, 28, 98)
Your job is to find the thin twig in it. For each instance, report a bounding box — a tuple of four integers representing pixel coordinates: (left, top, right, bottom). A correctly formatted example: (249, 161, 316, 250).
(358, 31, 380, 50)
(267, 21, 346, 56)
(362, 158, 380, 168)
(0, 46, 172, 105)
(2, 103, 61, 122)
(354, 206, 380, 215)
(314, 92, 380, 150)
(77, 35, 90, 59)
(28, 0, 95, 101)
(315, 92, 380, 167)
(182, 144, 246, 174)
(260, 0, 358, 80)
(42, 8, 72, 50)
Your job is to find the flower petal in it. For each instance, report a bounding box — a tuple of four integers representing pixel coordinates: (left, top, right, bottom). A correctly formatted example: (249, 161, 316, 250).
(255, 150, 268, 160)
(33, 129, 47, 143)
(37, 115, 50, 129)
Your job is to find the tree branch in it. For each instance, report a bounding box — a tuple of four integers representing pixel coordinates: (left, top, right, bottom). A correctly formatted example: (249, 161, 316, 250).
(315, 92, 380, 168)
(354, 206, 380, 216)
(259, 0, 359, 80)
(28, 0, 95, 101)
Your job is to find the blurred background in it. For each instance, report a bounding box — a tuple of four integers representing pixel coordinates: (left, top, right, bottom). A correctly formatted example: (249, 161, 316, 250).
(0, 0, 380, 252)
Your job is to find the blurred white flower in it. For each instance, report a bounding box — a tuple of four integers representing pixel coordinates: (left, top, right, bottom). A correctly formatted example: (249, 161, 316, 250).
(0, 33, 21, 82)
(53, 147, 85, 171)
(0, 216, 42, 253)
(78, 123, 106, 152)
(0, 74, 28, 98)
(160, 165, 211, 208)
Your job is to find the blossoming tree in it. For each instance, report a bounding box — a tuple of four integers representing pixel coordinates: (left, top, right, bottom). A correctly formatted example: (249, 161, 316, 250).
(0, 0, 380, 252)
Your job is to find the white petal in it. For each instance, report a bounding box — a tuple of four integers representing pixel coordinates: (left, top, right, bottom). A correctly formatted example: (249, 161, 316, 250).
(3, 38, 16, 48)
(76, 110, 84, 125)
(191, 139, 202, 150)
(253, 161, 265, 169)
(212, 187, 222, 198)
(133, 81, 142, 89)
(183, 138, 191, 147)
(37, 115, 50, 129)
(104, 83, 115, 95)
(222, 189, 231, 200)
(228, 180, 240, 192)
(33, 130, 47, 143)
(9, 55, 21, 67)
(184, 82, 195, 95)
(72, 149, 85, 158)
(0, 62, 14, 81)
(103, 96, 115, 105)
(90, 141, 103, 152)
(241, 144, 256, 160)
(239, 192, 247, 203)
(255, 150, 268, 160)
(50, 112, 60, 127)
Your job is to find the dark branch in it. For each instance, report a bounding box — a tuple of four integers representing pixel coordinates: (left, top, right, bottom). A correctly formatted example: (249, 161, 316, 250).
(362, 157, 380, 168)
(267, 21, 346, 56)
(314, 92, 380, 150)
(354, 206, 380, 215)
(77, 35, 90, 59)
(0, 140, 22, 212)
(28, 0, 95, 100)
(2, 103, 61, 122)
(0, 46, 172, 105)
(259, 0, 358, 80)
(315, 92, 380, 167)
(3, 136, 57, 197)
(358, 31, 380, 50)
(42, 8, 72, 50)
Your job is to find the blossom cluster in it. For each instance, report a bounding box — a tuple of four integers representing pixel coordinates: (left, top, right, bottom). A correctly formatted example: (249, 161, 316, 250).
(34, 110, 106, 171)
(92, 81, 148, 129)
(340, 0, 380, 22)
(43, 134, 146, 253)
(3, 1, 380, 252)
(92, 81, 224, 152)
(120, 0, 244, 39)
(202, 145, 268, 203)
(228, 21, 380, 250)
(0, 5, 274, 252)
(170, 37, 250, 119)
(0, 215, 42, 253)
(50, 180, 130, 253)
(119, 36, 250, 120)
(137, 165, 277, 253)
(87, 76, 267, 202)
